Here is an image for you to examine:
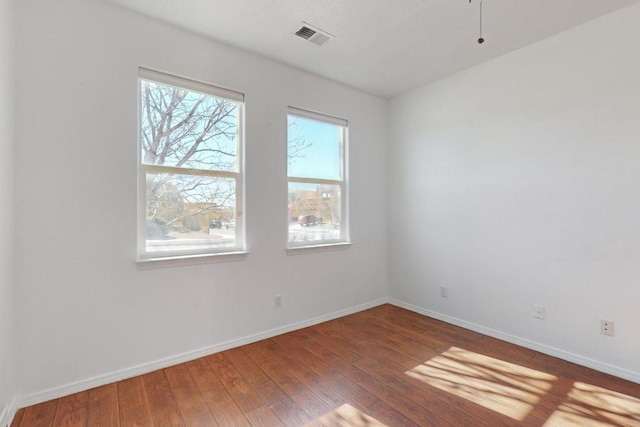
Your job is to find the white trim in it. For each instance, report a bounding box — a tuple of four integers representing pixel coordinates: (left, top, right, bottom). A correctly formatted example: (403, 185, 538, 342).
(12, 298, 389, 410)
(286, 241, 352, 254)
(136, 250, 249, 268)
(389, 298, 640, 385)
(288, 106, 347, 127)
(288, 177, 343, 186)
(341, 125, 350, 243)
(0, 398, 17, 427)
(137, 69, 246, 261)
(139, 67, 244, 102)
(287, 108, 349, 249)
(143, 165, 239, 179)
(10, 296, 640, 417)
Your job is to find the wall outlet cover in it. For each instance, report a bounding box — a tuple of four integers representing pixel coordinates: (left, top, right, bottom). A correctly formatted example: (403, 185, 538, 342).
(600, 320, 614, 336)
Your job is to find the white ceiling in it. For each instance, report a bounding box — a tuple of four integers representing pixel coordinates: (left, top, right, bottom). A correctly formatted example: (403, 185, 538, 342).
(107, 0, 640, 98)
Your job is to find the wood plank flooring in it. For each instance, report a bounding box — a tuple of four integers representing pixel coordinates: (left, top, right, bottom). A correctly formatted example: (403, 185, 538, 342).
(11, 304, 640, 426)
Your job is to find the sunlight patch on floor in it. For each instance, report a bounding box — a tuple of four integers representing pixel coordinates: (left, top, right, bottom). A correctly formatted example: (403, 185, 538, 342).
(406, 346, 557, 421)
(543, 382, 640, 426)
(307, 403, 387, 427)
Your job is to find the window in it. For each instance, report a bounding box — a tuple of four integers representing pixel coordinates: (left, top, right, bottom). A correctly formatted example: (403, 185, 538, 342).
(287, 107, 348, 247)
(138, 68, 244, 259)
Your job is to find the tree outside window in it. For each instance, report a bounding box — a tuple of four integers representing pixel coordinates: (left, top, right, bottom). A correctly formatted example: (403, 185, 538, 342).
(138, 69, 244, 259)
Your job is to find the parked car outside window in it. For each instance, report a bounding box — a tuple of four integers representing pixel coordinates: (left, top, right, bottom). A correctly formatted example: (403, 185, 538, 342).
(298, 214, 322, 227)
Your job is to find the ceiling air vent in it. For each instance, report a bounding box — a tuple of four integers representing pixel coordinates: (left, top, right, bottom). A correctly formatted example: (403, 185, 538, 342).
(294, 22, 335, 46)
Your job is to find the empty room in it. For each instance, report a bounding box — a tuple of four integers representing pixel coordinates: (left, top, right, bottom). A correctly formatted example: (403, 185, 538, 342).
(1, 0, 640, 425)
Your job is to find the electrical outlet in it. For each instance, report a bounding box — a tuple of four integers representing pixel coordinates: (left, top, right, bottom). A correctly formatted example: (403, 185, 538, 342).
(440, 287, 448, 298)
(533, 304, 545, 319)
(600, 320, 614, 336)
(275, 295, 282, 308)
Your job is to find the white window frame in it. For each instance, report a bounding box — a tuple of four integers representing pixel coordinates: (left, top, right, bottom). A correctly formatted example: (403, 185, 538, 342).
(137, 68, 245, 261)
(287, 106, 349, 249)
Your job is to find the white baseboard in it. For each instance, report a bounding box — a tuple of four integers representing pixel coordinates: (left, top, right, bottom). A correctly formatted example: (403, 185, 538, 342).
(12, 297, 389, 412)
(1, 398, 17, 427)
(389, 299, 640, 385)
(8, 296, 638, 425)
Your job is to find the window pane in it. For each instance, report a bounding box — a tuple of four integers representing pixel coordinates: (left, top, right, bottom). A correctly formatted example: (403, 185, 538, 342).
(287, 115, 342, 180)
(145, 172, 236, 253)
(140, 79, 239, 172)
(288, 182, 341, 244)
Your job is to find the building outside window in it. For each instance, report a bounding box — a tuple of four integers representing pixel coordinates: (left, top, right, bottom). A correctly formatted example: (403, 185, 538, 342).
(138, 68, 244, 259)
(287, 107, 349, 248)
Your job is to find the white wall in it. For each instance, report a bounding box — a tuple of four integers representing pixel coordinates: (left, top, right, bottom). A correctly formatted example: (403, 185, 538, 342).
(13, 0, 388, 399)
(389, 3, 640, 380)
(0, 0, 15, 422)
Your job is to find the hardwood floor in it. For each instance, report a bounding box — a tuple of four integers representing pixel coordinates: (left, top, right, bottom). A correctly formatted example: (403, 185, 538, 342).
(11, 304, 640, 426)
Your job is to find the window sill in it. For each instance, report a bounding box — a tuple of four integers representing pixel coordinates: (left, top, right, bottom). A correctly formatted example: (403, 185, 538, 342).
(286, 241, 352, 255)
(136, 251, 249, 269)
